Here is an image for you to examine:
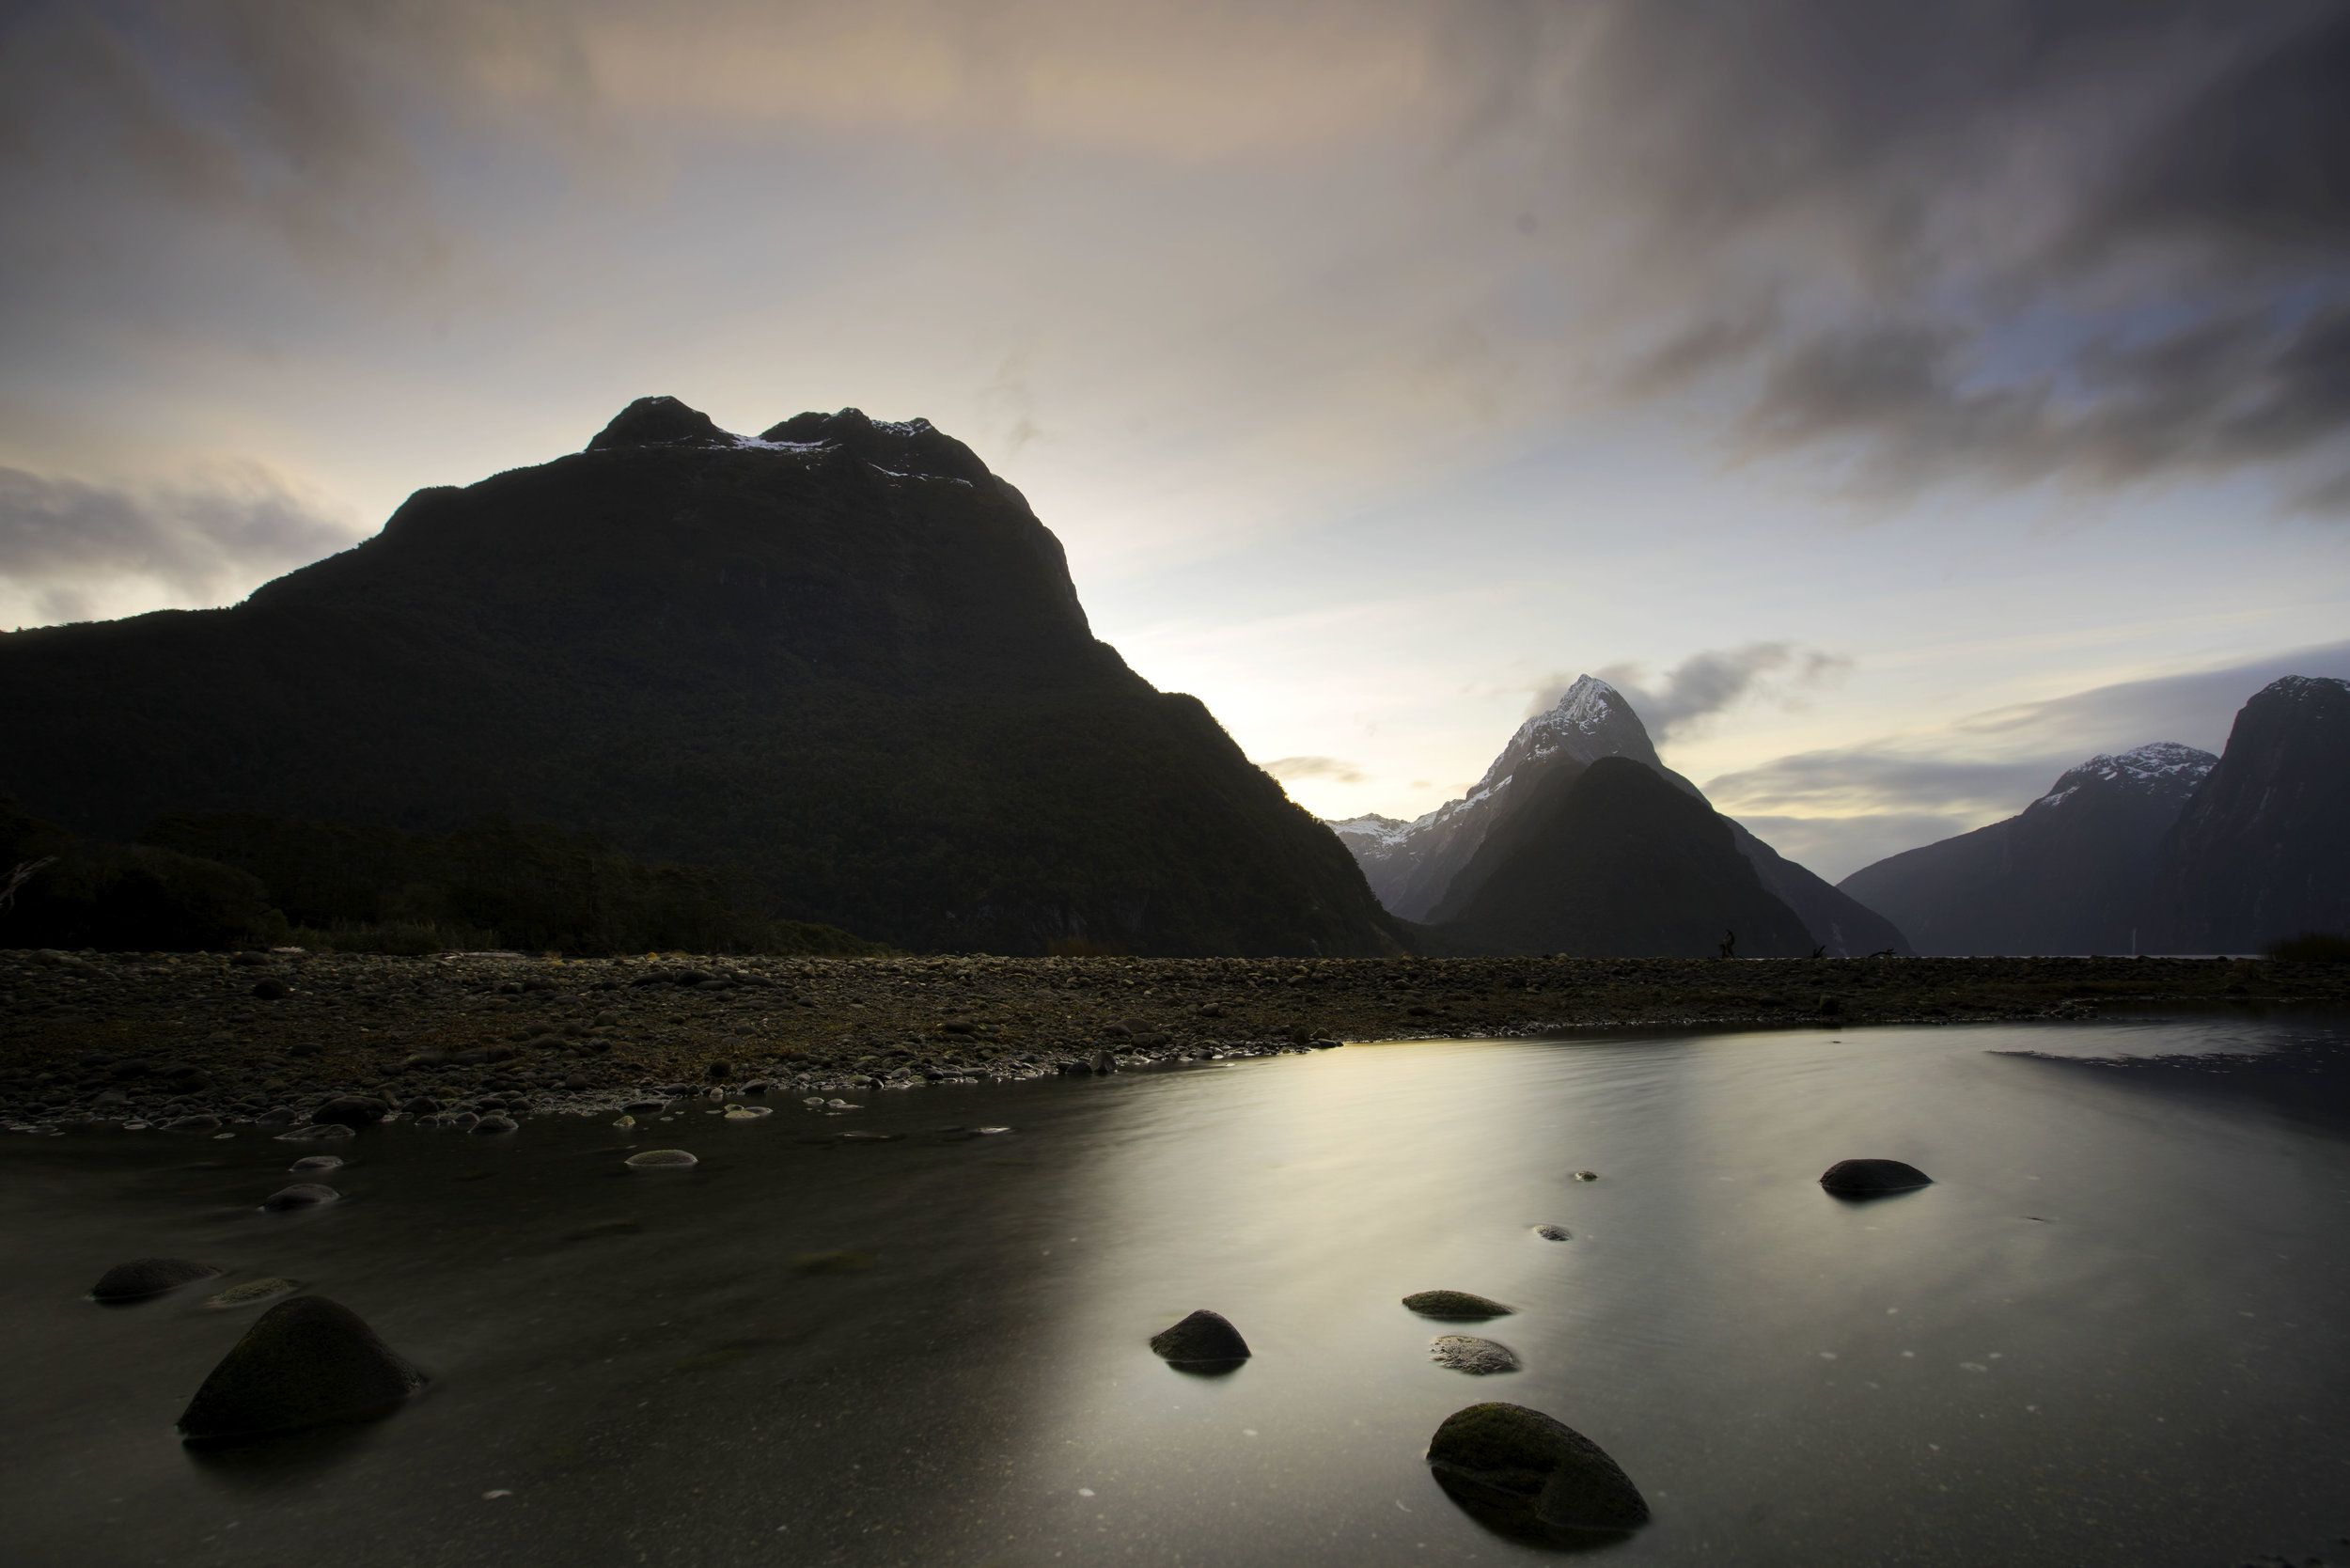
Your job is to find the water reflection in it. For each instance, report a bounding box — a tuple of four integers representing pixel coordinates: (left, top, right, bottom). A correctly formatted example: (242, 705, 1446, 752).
(1, 1018, 2345, 1567)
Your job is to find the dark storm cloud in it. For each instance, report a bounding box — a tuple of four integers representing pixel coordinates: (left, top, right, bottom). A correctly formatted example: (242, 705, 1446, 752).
(1534, 644, 1851, 737)
(0, 467, 352, 622)
(1558, 0, 2350, 510)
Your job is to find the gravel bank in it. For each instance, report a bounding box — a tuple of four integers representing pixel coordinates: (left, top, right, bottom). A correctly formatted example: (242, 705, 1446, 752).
(3, 949, 2338, 1135)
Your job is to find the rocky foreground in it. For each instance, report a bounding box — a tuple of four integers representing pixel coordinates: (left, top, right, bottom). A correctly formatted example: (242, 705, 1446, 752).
(3, 949, 2342, 1134)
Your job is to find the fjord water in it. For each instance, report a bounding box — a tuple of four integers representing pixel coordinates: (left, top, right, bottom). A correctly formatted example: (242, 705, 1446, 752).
(3, 1020, 2345, 1567)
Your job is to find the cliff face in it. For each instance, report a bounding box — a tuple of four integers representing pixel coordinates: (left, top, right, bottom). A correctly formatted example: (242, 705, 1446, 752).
(0, 399, 1402, 958)
(2146, 676, 2350, 953)
(1838, 743, 2217, 955)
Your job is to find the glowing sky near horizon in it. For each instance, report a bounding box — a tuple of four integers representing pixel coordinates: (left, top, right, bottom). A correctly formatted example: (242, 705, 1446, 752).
(3, 1, 2346, 880)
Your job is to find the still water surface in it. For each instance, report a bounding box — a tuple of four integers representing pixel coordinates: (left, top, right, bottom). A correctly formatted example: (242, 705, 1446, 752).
(3, 1017, 2346, 1567)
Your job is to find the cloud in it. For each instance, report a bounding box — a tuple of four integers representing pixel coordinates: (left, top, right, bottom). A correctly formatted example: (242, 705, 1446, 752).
(1537, 642, 1851, 736)
(0, 466, 355, 623)
(1556, 0, 2350, 511)
(1257, 755, 1368, 785)
(1704, 637, 2350, 877)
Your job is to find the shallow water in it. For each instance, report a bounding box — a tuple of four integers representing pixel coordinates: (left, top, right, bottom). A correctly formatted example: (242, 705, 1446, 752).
(4, 1017, 2347, 1567)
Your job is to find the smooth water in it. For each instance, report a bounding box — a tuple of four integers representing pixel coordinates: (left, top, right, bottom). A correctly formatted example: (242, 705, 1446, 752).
(4, 1017, 2346, 1568)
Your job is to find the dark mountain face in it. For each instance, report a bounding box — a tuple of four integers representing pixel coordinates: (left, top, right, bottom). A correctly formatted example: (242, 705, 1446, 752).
(2147, 676, 2350, 953)
(0, 400, 1401, 958)
(1418, 757, 1818, 958)
(1836, 743, 2216, 956)
(1326, 675, 1908, 956)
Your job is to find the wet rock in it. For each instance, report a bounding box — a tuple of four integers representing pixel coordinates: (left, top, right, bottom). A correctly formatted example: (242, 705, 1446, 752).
(176, 1295, 425, 1443)
(1572, 1170, 1599, 1182)
(399, 1096, 439, 1116)
(1403, 1291, 1516, 1320)
(261, 1183, 340, 1211)
(1427, 1402, 1649, 1536)
(624, 1149, 697, 1169)
(724, 1105, 772, 1121)
(1431, 1335, 1521, 1374)
(1533, 1225, 1572, 1242)
(206, 1278, 303, 1309)
(253, 1106, 296, 1125)
(288, 1154, 344, 1173)
(470, 1113, 518, 1135)
(624, 1100, 668, 1116)
(1149, 1309, 1251, 1364)
(1819, 1158, 1933, 1196)
(274, 1122, 355, 1143)
(1090, 1049, 1116, 1074)
(312, 1097, 386, 1130)
(91, 1257, 221, 1303)
(164, 1114, 222, 1134)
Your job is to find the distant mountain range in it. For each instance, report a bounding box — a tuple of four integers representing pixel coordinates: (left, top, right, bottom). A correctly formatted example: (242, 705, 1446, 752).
(0, 396, 1402, 958)
(1839, 676, 2349, 955)
(1328, 676, 1909, 958)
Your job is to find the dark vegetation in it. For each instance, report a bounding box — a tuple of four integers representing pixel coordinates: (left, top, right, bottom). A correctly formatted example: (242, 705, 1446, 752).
(2266, 932, 2350, 964)
(1, 798, 884, 956)
(0, 401, 1402, 959)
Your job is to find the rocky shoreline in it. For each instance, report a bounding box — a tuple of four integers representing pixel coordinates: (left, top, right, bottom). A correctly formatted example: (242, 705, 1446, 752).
(3, 948, 2341, 1136)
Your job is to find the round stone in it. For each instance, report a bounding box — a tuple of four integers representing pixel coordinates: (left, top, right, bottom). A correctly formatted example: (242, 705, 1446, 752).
(1431, 1335, 1522, 1374)
(1820, 1157, 1933, 1195)
(1149, 1309, 1251, 1364)
(91, 1257, 221, 1303)
(176, 1295, 425, 1442)
(261, 1183, 339, 1211)
(1402, 1290, 1516, 1320)
(1427, 1402, 1649, 1536)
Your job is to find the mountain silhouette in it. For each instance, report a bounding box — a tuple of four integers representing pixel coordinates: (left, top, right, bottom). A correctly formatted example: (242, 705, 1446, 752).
(0, 398, 1401, 957)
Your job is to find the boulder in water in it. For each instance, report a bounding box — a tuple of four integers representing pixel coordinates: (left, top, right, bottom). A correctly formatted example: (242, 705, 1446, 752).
(90, 1257, 221, 1304)
(261, 1183, 339, 1211)
(1820, 1158, 1933, 1196)
(1427, 1402, 1649, 1537)
(1150, 1309, 1251, 1367)
(176, 1295, 425, 1442)
(1403, 1290, 1515, 1320)
(312, 1097, 386, 1129)
(1430, 1335, 1521, 1374)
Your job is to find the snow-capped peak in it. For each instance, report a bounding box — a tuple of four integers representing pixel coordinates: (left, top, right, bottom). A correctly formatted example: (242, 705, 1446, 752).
(2029, 741, 2217, 810)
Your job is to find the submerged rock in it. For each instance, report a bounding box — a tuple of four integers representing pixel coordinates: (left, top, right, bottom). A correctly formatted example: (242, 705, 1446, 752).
(176, 1295, 425, 1443)
(164, 1114, 222, 1134)
(274, 1122, 355, 1143)
(624, 1149, 697, 1169)
(1149, 1309, 1251, 1365)
(1427, 1402, 1649, 1536)
(1533, 1225, 1572, 1242)
(1431, 1335, 1521, 1374)
(1403, 1290, 1516, 1320)
(288, 1154, 344, 1174)
(1819, 1158, 1933, 1196)
(90, 1257, 220, 1303)
(469, 1114, 518, 1136)
(206, 1277, 304, 1309)
(261, 1183, 339, 1211)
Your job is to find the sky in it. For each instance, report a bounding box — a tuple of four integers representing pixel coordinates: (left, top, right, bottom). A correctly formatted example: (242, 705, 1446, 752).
(2, 0, 2346, 881)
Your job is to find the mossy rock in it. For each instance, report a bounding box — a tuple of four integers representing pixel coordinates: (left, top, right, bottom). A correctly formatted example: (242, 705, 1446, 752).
(1819, 1158, 1932, 1196)
(1149, 1309, 1250, 1364)
(177, 1295, 425, 1443)
(1402, 1290, 1514, 1320)
(90, 1257, 220, 1304)
(1427, 1402, 1648, 1536)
